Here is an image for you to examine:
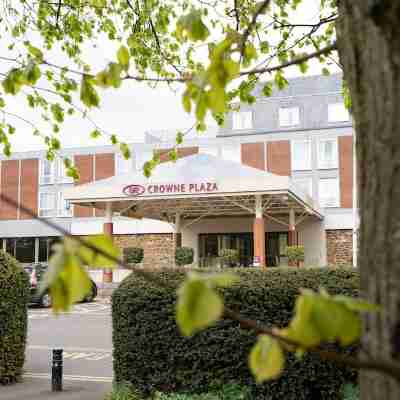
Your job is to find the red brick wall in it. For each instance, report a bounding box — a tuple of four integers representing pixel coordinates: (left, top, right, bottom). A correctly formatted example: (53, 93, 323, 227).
(267, 141, 291, 175)
(0, 160, 19, 219)
(241, 143, 265, 170)
(156, 147, 198, 163)
(326, 229, 353, 266)
(95, 153, 115, 217)
(74, 154, 94, 217)
(339, 136, 353, 208)
(20, 159, 39, 219)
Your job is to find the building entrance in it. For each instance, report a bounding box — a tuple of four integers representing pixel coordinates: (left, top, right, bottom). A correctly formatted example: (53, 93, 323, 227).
(199, 232, 289, 268)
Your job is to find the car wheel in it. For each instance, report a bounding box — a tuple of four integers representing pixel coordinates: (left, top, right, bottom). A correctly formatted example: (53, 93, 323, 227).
(84, 284, 97, 303)
(40, 293, 52, 308)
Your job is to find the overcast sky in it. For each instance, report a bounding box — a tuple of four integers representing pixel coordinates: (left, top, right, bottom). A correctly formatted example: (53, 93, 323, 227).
(3, 0, 339, 152)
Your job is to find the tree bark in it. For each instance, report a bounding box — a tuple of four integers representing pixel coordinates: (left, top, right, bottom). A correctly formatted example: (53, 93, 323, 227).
(336, 2, 400, 399)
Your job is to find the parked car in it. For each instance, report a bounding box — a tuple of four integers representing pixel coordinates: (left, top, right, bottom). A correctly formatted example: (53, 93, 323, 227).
(24, 263, 98, 307)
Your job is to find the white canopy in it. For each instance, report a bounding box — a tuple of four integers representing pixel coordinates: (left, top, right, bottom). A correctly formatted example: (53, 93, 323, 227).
(64, 153, 323, 221)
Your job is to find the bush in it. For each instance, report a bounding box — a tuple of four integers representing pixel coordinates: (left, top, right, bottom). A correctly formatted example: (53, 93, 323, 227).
(286, 245, 305, 263)
(0, 251, 30, 384)
(123, 248, 144, 267)
(112, 268, 359, 399)
(175, 247, 194, 266)
(218, 249, 239, 267)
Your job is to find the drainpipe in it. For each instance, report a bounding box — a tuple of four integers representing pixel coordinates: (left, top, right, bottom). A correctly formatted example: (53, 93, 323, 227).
(352, 131, 358, 268)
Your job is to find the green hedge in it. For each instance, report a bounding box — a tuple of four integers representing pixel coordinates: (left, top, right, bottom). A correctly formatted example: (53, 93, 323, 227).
(0, 251, 30, 384)
(112, 268, 359, 399)
(123, 247, 144, 266)
(175, 247, 194, 266)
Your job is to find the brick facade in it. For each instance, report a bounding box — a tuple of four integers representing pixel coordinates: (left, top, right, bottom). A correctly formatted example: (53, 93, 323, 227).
(74, 154, 94, 217)
(339, 136, 353, 208)
(326, 229, 353, 266)
(267, 140, 291, 175)
(156, 147, 199, 163)
(20, 159, 39, 219)
(94, 153, 115, 217)
(0, 160, 19, 219)
(241, 142, 265, 170)
(113, 233, 174, 269)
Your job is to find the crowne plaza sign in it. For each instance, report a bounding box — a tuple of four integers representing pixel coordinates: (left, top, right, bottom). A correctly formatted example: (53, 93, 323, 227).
(123, 182, 219, 197)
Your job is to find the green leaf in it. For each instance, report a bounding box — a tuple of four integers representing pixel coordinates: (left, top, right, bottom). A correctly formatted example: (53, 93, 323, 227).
(249, 336, 284, 383)
(90, 129, 102, 139)
(176, 131, 184, 145)
(322, 67, 330, 76)
(0, 98, 5, 108)
(26, 44, 44, 62)
(176, 9, 210, 42)
(78, 235, 120, 268)
(182, 91, 192, 113)
(110, 134, 118, 145)
(42, 241, 92, 313)
(117, 45, 130, 71)
(50, 103, 64, 123)
(120, 142, 131, 160)
(176, 276, 223, 336)
(298, 61, 309, 74)
(80, 75, 100, 108)
(262, 83, 273, 97)
(168, 148, 178, 162)
(25, 63, 41, 85)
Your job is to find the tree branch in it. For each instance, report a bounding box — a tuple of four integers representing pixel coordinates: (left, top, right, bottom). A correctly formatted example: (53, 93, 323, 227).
(240, 0, 271, 58)
(240, 41, 337, 76)
(0, 191, 399, 382)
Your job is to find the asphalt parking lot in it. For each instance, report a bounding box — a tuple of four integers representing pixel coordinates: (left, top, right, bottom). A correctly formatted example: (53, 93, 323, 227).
(2, 302, 113, 400)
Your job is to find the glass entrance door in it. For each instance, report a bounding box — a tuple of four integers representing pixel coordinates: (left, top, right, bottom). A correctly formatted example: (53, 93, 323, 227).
(199, 233, 253, 268)
(266, 232, 289, 267)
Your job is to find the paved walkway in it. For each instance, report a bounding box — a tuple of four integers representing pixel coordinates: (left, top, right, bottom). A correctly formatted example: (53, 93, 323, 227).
(2, 302, 113, 400)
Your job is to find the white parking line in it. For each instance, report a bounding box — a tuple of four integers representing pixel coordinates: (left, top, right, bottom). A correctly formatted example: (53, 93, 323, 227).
(23, 372, 113, 383)
(28, 345, 112, 353)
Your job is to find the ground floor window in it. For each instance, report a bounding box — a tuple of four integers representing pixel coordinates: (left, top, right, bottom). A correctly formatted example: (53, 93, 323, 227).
(199, 232, 289, 267)
(1, 236, 60, 264)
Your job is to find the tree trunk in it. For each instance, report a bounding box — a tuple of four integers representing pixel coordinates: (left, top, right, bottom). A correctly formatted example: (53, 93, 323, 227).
(336, 2, 400, 399)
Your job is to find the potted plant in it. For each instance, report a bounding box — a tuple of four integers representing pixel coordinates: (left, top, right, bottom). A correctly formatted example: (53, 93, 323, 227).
(218, 248, 239, 268)
(286, 245, 305, 267)
(175, 247, 194, 267)
(123, 247, 144, 269)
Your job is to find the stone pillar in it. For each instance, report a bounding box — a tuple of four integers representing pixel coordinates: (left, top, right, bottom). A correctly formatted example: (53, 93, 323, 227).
(288, 209, 297, 246)
(253, 195, 266, 268)
(103, 202, 114, 283)
(174, 213, 182, 248)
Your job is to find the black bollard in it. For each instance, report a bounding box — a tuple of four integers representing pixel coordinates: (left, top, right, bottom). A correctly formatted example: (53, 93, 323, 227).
(51, 349, 63, 392)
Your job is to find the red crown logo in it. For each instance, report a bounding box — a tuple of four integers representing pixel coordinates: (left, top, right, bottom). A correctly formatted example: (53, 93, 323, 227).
(123, 184, 146, 196)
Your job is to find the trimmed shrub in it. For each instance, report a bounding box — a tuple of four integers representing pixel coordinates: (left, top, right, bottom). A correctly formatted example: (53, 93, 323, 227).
(175, 247, 194, 266)
(0, 251, 30, 384)
(112, 268, 359, 399)
(123, 247, 144, 267)
(286, 245, 305, 263)
(218, 249, 239, 267)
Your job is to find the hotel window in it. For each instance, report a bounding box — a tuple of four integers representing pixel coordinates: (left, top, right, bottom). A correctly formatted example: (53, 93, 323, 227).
(319, 178, 340, 207)
(291, 140, 311, 171)
(40, 159, 55, 185)
(232, 111, 253, 130)
(58, 159, 74, 183)
(116, 152, 133, 175)
(328, 102, 350, 122)
(279, 106, 300, 127)
(318, 138, 338, 169)
(58, 192, 72, 217)
(293, 177, 313, 198)
(39, 192, 56, 217)
(15, 238, 35, 263)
